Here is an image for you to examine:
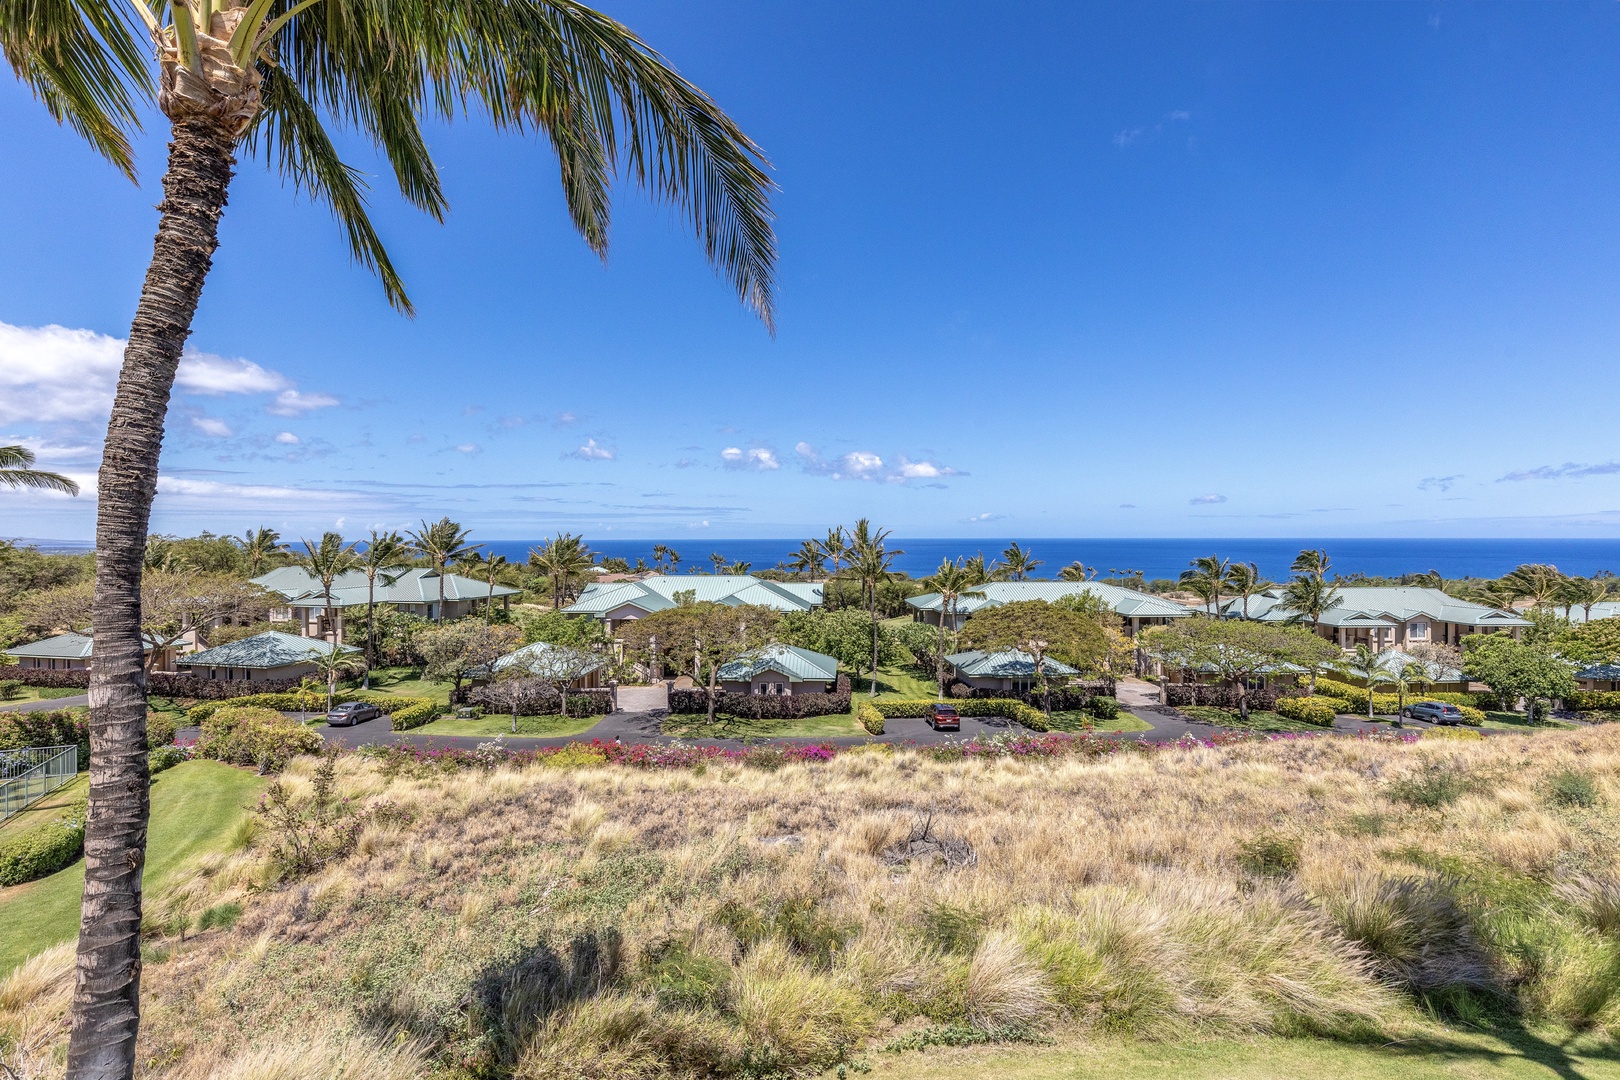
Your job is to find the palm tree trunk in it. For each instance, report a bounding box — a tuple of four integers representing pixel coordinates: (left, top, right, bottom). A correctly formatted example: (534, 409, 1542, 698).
(363, 575, 375, 690)
(936, 604, 947, 700)
(869, 585, 879, 698)
(437, 562, 447, 622)
(71, 118, 236, 1080)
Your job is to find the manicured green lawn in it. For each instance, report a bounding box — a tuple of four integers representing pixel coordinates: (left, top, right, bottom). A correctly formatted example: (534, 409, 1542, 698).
(854, 665, 940, 701)
(1045, 710, 1152, 734)
(1178, 706, 1324, 733)
(0, 760, 264, 977)
(662, 712, 866, 739)
(864, 1026, 1620, 1080)
(409, 713, 601, 738)
(357, 666, 452, 705)
(0, 686, 85, 705)
(1480, 711, 1577, 732)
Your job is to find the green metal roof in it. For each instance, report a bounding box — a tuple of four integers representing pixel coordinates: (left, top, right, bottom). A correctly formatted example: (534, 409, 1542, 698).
(946, 649, 1079, 678)
(491, 641, 606, 676)
(252, 567, 520, 609)
(566, 575, 821, 617)
(1233, 587, 1530, 629)
(909, 581, 1191, 620)
(176, 631, 357, 669)
(6, 631, 165, 660)
(717, 644, 839, 682)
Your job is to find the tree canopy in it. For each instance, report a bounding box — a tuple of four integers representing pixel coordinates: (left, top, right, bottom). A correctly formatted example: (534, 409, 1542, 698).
(1463, 634, 1577, 717)
(1142, 618, 1340, 716)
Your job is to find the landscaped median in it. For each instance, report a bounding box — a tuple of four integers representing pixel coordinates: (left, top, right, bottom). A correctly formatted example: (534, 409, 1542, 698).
(1311, 678, 1487, 725)
(186, 689, 444, 731)
(854, 698, 1055, 736)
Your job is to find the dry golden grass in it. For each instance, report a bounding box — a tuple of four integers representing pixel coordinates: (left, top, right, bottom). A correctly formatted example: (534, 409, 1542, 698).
(5, 729, 1620, 1077)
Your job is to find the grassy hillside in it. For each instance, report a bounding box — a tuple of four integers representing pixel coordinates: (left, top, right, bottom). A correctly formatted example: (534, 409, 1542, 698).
(5, 730, 1620, 1078)
(0, 760, 264, 976)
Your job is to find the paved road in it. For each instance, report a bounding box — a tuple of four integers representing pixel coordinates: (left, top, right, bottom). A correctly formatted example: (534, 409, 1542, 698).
(0, 694, 89, 713)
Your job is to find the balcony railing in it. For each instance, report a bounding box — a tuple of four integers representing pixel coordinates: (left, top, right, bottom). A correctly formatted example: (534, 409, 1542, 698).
(0, 744, 81, 825)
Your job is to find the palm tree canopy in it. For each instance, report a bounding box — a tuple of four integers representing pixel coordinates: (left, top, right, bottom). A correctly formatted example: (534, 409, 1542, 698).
(1058, 561, 1097, 582)
(0, 444, 80, 494)
(1, 0, 777, 322)
(1291, 548, 1332, 580)
(408, 516, 476, 567)
(292, 531, 359, 587)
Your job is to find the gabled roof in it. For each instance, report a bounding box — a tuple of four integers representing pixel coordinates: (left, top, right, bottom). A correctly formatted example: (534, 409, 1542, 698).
(490, 641, 606, 677)
(175, 631, 357, 670)
(1232, 586, 1530, 629)
(1576, 663, 1620, 681)
(565, 575, 821, 617)
(946, 649, 1079, 678)
(5, 631, 165, 660)
(252, 566, 520, 609)
(908, 581, 1191, 621)
(717, 644, 839, 683)
(1565, 602, 1620, 626)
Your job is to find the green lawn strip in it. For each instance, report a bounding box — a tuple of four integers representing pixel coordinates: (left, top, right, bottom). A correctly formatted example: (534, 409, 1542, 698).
(0, 774, 86, 841)
(354, 666, 452, 705)
(1044, 711, 1152, 734)
(1178, 706, 1323, 733)
(853, 664, 940, 702)
(0, 760, 264, 977)
(862, 1026, 1620, 1080)
(1480, 711, 1577, 732)
(408, 714, 601, 738)
(0, 686, 85, 705)
(662, 712, 865, 739)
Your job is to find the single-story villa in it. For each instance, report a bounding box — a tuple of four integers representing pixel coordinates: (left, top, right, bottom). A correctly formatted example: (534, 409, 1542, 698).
(946, 649, 1079, 694)
(174, 631, 358, 683)
(1575, 663, 1620, 692)
(1225, 586, 1529, 649)
(4, 631, 177, 672)
(1561, 602, 1620, 625)
(489, 641, 606, 688)
(717, 644, 839, 696)
(907, 582, 1192, 637)
(565, 575, 823, 633)
(252, 566, 521, 642)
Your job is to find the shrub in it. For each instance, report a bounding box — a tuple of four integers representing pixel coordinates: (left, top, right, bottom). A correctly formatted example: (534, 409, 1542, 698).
(197, 706, 321, 773)
(149, 744, 192, 773)
(1388, 765, 1471, 808)
(862, 699, 1049, 733)
(188, 690, 443, 730)
(466, 682, 612, 719)
(1547, 769, 1599, 809)
(1567, 689, 1620, 711)
(857, 702, 884, 735)
(1237, 833, 1301, 877)
(146, 711, 178, 749)
(668, 688, 853, 719)
(1087, 696, 1121, 721)
(3, 667, 308, 699)
(0, 709, 89, 767)
(0, 679, 22, 701)
(1165, 685, 1283, 710)
(0, 802, 87, 885)
(1314, 678, 1488, 718)
(1274, 695, 1338, 727)
(953, 682, 1117, 709)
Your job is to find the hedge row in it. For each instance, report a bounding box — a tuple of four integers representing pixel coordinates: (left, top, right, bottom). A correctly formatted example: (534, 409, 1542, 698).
(1312, 682, 1485, 725)
(1567, 690, 1620, 711)
(5, 668, 302, 698)
(1165, 686, 1285, 710)
(1273, 696, 1337, 727)
(187, 691, 443, 730)
(196, 707, 323, 772)
(0, 799, 87, 885)
(855, 698, 1052, 736)
(0, 709, 88, 764)
(466, 684, 615, 719)
(667, 689, 851, 719)
(1314, 678, 1488, 710)
(949, 682, 1117, 707)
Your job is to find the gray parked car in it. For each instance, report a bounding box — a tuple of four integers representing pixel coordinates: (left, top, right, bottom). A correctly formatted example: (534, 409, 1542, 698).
(325, 700, 382, 727)
(1400, 701, 1465, 725)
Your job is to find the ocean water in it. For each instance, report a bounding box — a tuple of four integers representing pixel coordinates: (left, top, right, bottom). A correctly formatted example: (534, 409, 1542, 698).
(479, 538, 1620, 582)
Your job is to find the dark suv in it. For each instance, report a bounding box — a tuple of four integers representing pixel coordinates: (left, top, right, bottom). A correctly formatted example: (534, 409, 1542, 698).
(1401, 701, 1464, 725)
(326, 700, 382, 727)
(928, 703, 960, 731)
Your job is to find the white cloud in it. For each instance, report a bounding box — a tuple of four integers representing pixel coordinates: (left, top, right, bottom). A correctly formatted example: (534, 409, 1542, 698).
(1190, 493, 1227, 505)
(963, 512, 1004, 523)
(176, 355, 288, 395)
(572, 438, 615, 461)
(721, 446, 779, 471)
(190, 416, 233, 437)
(274, 432, 300, 445)
(796, 441, 958, 483)
(0, 321, 339, 431)
(155, 476, 351, 502)
(454, 443, 481, 454)
(267, 389, 339, 415)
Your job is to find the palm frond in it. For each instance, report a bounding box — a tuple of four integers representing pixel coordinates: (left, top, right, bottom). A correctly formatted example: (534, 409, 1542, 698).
(0, 0, 152, 179)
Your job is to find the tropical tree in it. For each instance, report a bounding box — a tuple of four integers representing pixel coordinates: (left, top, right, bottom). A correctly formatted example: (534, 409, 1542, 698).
(1556, 576, 1608, 622)
(1224, 561, 1267, 619)
(467, 552, 511, 623)
(651, 544, 674, 573)
(1058, 561, 1097, 582)
(528, 532, 595, 610)
(1142, 619, 1339, 720)
(619, 602, 778, 723)
(1291, 549, 1333, 580)
(1463, 633, 1578, 721)
(235, 526, 282, 576)
(1503, 563, 1567, 609)
(1388, 659, 1431, 726)
(289, 532, 359, 643)
(408, 518, 477, 622)
(791, 538, 826, 580)
(6, 2, 775, 1067)
(823, 526, 849, 575)
(416, 621, 523, 702)
(920, 558, 982, 698)
(776, 607, 899, 689)
(503, 642, 599, 721)
(709, 552, 727, 574)
(1338, 645, 1396, 722)
(354, 530, 409, 686)
(727, 561, 752, 575)
(959, 599, 1108, 716)
(997, 542, 1041, 582)
(303, 645, 363, 715)
(846, 519, 902, 696)
(0, 444, 79, 494)
(1179, 554, 1231, 614)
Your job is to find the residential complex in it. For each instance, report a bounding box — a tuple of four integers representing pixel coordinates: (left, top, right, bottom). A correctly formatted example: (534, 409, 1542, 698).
(174, 631, 358, 684)
(906, 581, 1192, 636)
(252, 566, 521, 641)
(564, 574, 822, 632)
(716, 644, 840, 696)
(1219, 586, 1530, 648)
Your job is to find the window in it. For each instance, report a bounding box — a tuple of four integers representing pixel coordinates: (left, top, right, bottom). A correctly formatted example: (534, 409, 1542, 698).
(1408, 620, 1427, 639)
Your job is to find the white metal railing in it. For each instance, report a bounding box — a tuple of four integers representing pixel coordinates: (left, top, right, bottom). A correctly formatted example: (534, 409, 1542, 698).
(0, 744, 80, 825)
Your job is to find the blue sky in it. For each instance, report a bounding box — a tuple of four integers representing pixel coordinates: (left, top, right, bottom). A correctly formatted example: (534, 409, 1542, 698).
(5, 1, 1620, 541)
